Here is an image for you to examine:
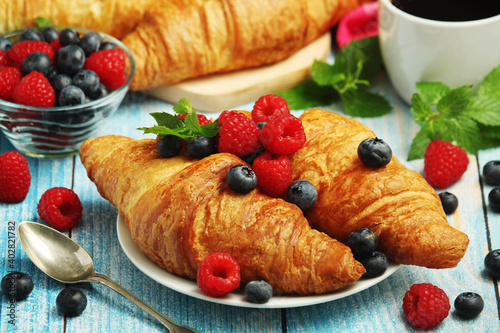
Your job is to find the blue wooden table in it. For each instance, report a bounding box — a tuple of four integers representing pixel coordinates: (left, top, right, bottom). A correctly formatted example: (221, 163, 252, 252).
(0, 71, 499, 332)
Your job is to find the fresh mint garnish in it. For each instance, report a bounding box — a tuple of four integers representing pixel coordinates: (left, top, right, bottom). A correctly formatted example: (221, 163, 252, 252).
(276, 36, 391, 117)
(34, 17, 54, 28)
(408, 64, 500, 160)
(138, 97, 220, 140)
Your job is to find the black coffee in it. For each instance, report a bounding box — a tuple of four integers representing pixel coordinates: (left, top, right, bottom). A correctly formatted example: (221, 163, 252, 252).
(392, 0, 500, 22)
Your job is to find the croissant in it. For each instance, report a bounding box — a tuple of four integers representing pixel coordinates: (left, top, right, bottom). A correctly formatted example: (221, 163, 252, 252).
(79, 135, 365, 295)
(290, 109, 469, 269)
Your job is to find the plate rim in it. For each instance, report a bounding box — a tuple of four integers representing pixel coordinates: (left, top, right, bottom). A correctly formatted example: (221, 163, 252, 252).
(116, 214, 401, 309)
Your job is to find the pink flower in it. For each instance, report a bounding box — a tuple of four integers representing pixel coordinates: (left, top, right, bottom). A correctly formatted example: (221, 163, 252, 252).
(336, 1, 379, 49)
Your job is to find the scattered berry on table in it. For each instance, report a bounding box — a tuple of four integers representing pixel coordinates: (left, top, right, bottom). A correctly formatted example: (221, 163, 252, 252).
(1, 272, 34, 301)
(226, 165, 258, 194)
(0, 150, 31, 203)
(252, 151, 292, 198)
(37, 187, 83, 231)
(7, 40, 55, 67)
(438, 191, 458, 214)
(345, 228, 378, 259)
(259, 114, 306, 155)
(185, 136, 217, 159)
(41, 27, 60, 44)
(357, 137, 392, 168)
(359, 251, 388, 278)
(12, 71, 55, 107)
(157, 135, 183, 158)
(483, 160, 500, 186)
(56, 287, 87, 317)
(57, 45, 86, 76)
(0, 66, 21, 101)
(84, 48, 127, 90)
(20, 51, 52, 76)
(59, 28, 80, 46)
(244, 280, 273, 304)
(484, 249, 500, 278)
(58, 85, 86, 106)
(217, 110, 261, 156)
(251, 94, 290, 123)
(454, 292, 484, 319)
(197, 253, 241, 297)
(286, 180, 317, 210)
(489, 187, 500, 213)
(402, 283, 450, 329)
(424, 139, 469, 188)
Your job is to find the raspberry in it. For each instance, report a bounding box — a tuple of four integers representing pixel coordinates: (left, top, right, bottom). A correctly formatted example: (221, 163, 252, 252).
(252, 151, 292, 197)
(424, 139, 469, 188)
(84, 49, 127, 90)
(0, 151, 31, 203)
(251, 94, 290, 123)
(196, 253, 241, 297)
(50, 38, 62, 54)
(12, 71, 56, 107)
(259, 114, 306, 155)
(37, 187, 83, 231)
(217, 110, 261, 156)
(177, 113, 212, 125)
(0, 49, 12, 69)
(402, 283, 450, 329)
(7, 41, 55, 67)
(0, 67, 22, 101)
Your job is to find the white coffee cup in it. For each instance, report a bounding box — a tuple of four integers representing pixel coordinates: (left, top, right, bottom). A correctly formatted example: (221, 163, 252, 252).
(378, 0, 500, 104)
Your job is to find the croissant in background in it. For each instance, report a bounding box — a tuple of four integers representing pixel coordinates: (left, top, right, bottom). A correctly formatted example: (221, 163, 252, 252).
(290, 109, 469, 269)
(79, 135, 365, 295)
(1, 0, 369, 90)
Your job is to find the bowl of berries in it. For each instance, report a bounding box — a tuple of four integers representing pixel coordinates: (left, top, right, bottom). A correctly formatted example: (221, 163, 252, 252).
(0, 26, 134, 158)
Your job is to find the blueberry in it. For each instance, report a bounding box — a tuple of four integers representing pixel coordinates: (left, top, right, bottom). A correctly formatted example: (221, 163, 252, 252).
(88, 83, 109, 100)
(0, 37, 13, 52)
(41, 27, 59, 44)
(99, 42, 117, 50)
(286, 180, 317, 210)
(483, 161, 500, 186)
(185, 136, 217, 159)
(50, 74, 72, 95)
(359, 251, 389, 278)
(357, 137, 392, 168)
(489, 187, 500, 213)
(157, 135, 183, 158)
(439, 191, 458, 214)
(45, 67, 59, 82)
(256, 122, 267, 130)
(484, 249, 500, 278)
(58, 85, 85, 106)
(21, 51, 52, 76)
(56, 45, 85, 75)
(59, 28, 80, 46)
(346, 228, 379, 259)
(240, 145, 265, 165)
(226, 165, 258, 194)
(72, 70, 100, 95)
(56, 287, 87, 317)
(79, 32, 102, 56)
(1, 272, 34, 301)
(19, 28, 43, 42)
(454, 292, 484, 319)
(244, 280, 273, 304)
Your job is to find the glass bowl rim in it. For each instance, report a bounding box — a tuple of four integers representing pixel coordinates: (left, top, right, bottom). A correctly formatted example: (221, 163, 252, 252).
(0, 26, 135, 113)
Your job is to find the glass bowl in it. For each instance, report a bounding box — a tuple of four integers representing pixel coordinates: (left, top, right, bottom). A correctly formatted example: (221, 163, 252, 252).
(0, 27, 135, 158)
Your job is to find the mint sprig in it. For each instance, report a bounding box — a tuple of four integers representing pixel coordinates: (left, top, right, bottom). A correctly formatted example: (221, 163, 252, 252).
(276, 36, 391, 117)
(138, 98, 220, 140)
(408, 64, 500, 160)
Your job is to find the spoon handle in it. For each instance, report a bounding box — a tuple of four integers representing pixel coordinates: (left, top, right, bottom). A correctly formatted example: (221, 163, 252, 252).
(88, 273, 199, 333)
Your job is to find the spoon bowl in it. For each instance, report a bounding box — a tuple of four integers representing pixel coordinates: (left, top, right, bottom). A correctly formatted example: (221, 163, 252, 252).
(18, 221, 198, 333)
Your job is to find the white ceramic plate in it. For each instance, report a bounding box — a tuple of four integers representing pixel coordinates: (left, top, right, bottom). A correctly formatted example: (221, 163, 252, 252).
(117, 215, 400, 308)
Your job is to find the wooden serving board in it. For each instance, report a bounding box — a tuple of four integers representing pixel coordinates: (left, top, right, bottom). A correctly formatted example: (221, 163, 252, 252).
(145, 32, 331, 113)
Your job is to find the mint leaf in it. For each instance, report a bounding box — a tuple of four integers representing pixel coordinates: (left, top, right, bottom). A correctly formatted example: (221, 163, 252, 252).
(173, 97, 193, 115)
(477, 64, 500, 98)
(436, 85, 472, 115)
(275, 80, 337, 109)
(340, 88, 391, 118)
(415, 82, 451, 105)
(440, 114, 483, 154)
(199, 121, 221, 137)
(311, 61, 345, 86)
(467, 96, 500, 126)
(410, 93, 435, 125)
(345, 36, 383, 81)
(149, 112, 184, 129)
(139, 125, 193, 140)
(184, 110, 201, 133)
(34, 17, 54, 28)
(407, 126, 435, 161)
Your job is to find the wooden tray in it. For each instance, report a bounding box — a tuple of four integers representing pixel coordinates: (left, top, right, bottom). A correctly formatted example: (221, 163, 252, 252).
(145, 32, 331, 113)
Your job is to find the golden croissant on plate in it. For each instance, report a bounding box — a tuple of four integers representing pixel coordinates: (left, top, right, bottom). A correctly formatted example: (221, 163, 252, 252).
(3, 0, 368, 90)
(291, 109, 469, 269)
(79, 135, 365, 295)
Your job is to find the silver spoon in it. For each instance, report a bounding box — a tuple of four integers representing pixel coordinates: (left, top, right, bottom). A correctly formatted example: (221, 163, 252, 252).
(18, 221, 199, 333)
